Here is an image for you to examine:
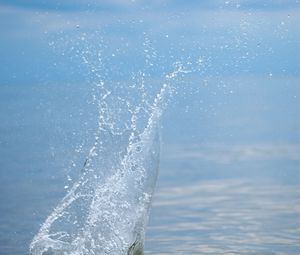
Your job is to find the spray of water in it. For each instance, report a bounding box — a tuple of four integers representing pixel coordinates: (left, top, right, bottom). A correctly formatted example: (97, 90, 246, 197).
(29, 43, 189, 254)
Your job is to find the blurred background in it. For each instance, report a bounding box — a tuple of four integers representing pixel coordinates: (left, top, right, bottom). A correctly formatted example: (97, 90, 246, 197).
(0, 1, 299, 254)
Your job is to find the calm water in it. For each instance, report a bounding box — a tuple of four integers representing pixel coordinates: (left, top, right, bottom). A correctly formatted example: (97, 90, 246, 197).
(0, 78, 300, 254)
(146, 158, 300, 255)
(1, 1, 300, 254)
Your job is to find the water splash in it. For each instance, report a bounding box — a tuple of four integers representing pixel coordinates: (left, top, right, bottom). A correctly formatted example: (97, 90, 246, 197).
(29, 55, 188, 254)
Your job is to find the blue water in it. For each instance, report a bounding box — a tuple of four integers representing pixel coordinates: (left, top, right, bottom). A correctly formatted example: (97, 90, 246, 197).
(1, 75, 299, 254)
(1, 1, 300, 254)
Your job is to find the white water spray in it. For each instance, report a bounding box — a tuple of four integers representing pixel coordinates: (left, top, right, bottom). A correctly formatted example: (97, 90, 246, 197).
(30, 60, 189, 254)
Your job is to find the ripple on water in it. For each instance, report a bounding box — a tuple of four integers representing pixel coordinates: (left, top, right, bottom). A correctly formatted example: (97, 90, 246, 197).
(145, 179, 300, 255)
